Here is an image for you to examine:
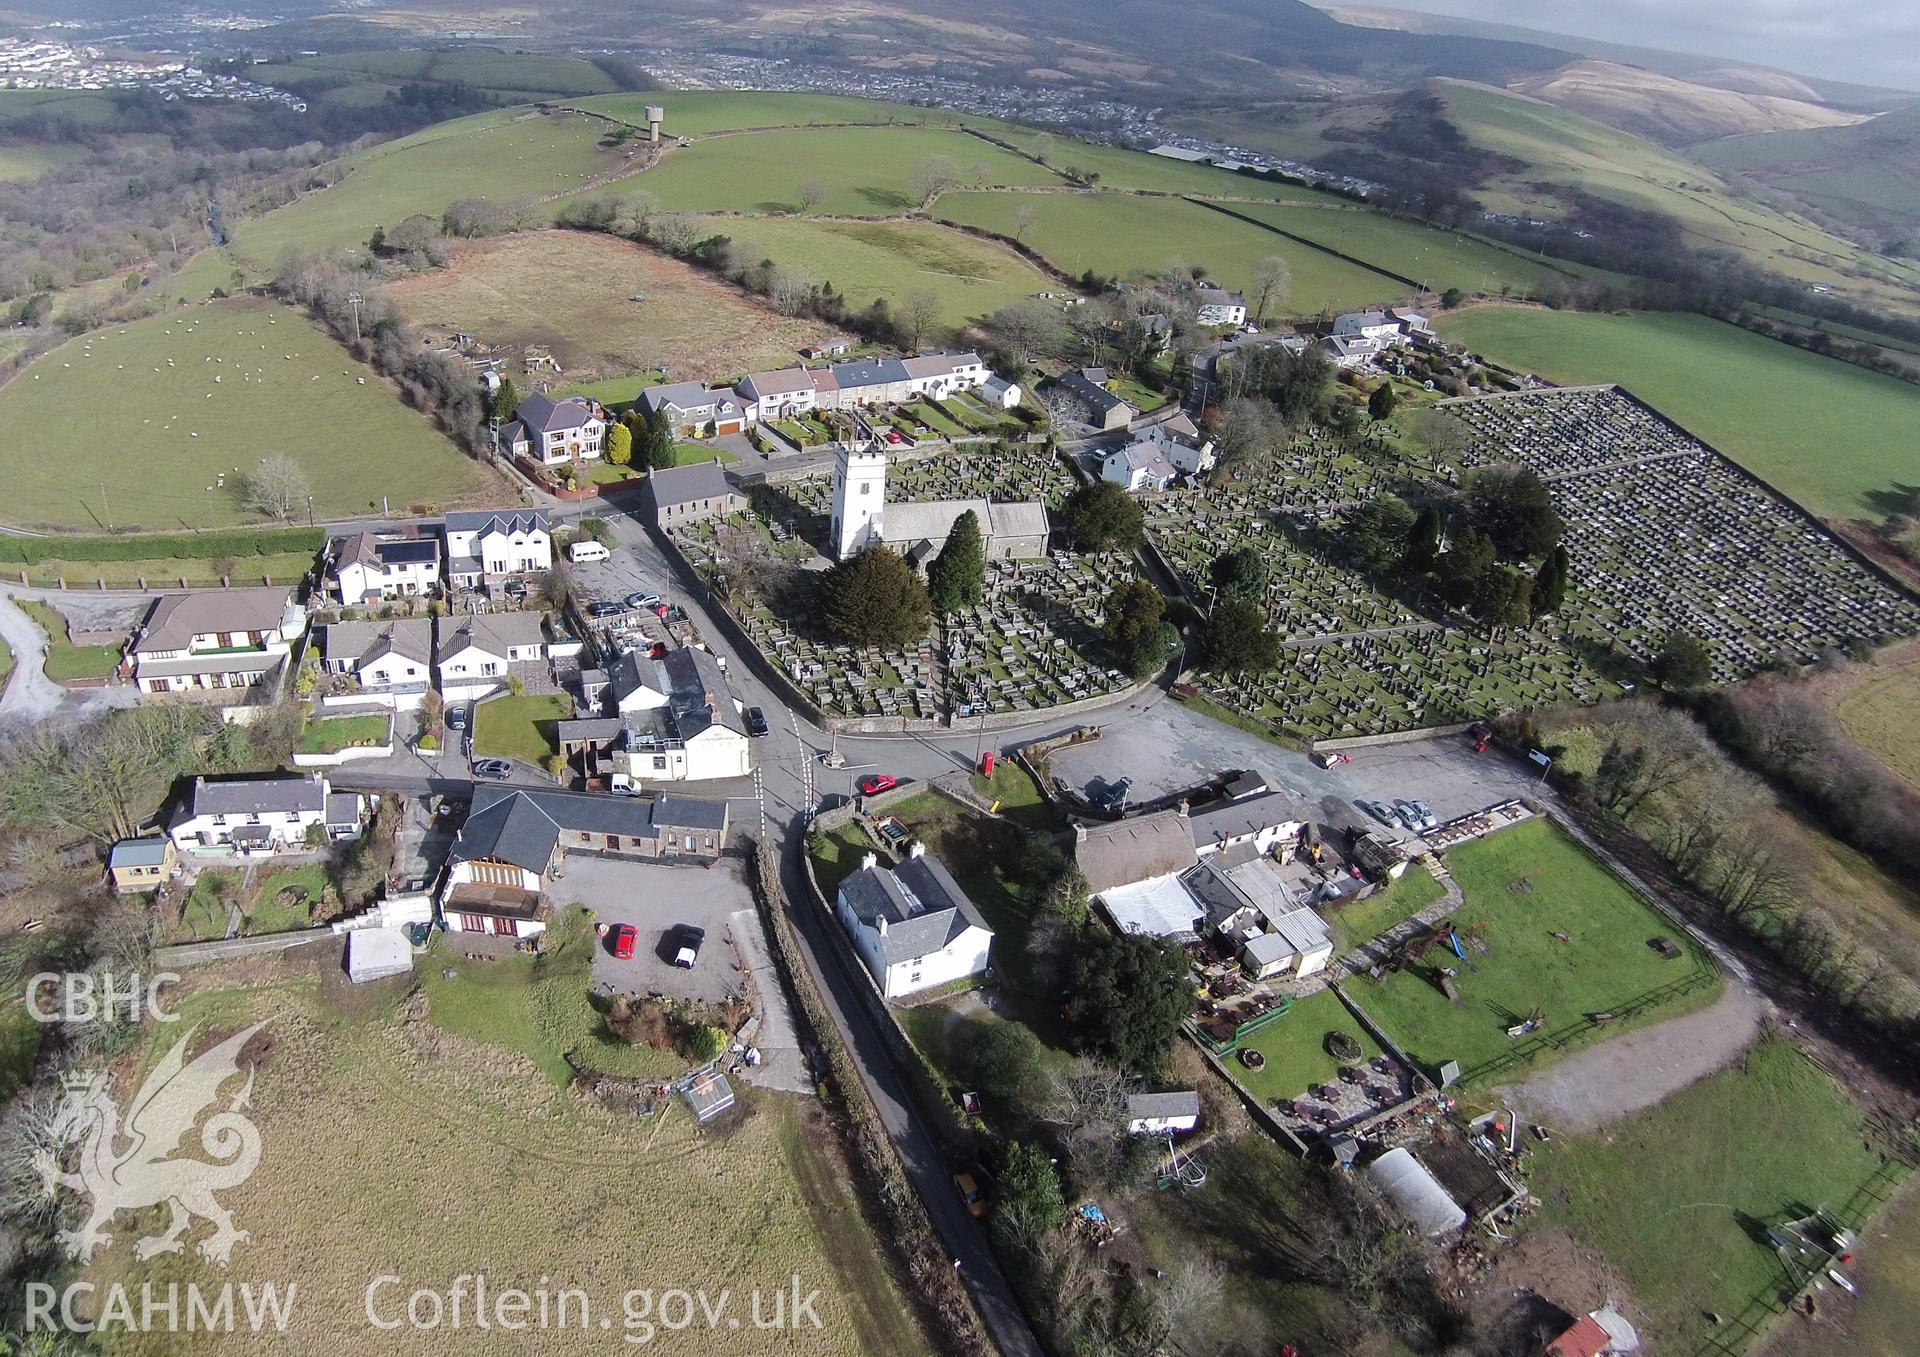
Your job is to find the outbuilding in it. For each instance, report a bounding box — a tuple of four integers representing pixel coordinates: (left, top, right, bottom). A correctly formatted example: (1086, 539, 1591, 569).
(1365, 1147, 1466, 1236)
(345, 928, 415, 984)
(1126, 1090, 1201, 1136)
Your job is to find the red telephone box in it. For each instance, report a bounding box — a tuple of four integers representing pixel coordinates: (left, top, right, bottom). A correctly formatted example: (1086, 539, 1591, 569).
(980, 751, 995, 776)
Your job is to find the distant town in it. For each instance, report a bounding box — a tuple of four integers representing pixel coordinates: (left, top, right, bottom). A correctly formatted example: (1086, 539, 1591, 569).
(0, 37, 306, 109)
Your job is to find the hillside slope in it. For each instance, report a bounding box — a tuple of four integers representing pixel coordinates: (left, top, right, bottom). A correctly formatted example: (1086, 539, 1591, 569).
(1513, 61, 1863, 146)
(1691, 105, 1920, 251)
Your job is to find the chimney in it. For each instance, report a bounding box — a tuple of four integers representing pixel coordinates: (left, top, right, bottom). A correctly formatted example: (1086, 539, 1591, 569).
(1176, 799, 1190, 817)
(908, 841, 926, 859)
(1073, 823, 1088, 843)
(876, 915, 887, 935)
(859, 852, 878, 872)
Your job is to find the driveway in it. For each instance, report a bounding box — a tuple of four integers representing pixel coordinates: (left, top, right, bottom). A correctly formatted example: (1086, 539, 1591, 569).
(548, 854, 752, 1005)
(0, 590, 139, 726)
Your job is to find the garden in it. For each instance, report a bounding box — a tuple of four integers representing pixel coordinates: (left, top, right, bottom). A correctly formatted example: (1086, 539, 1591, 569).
(472, 693, 572, 766)
(172, 862, 335, 943)
(296, 712, 391, 755)
(1220, 987, 1388, 1106)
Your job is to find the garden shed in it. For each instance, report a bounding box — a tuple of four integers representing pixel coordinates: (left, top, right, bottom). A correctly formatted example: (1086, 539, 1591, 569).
(345, 927, 415, 985)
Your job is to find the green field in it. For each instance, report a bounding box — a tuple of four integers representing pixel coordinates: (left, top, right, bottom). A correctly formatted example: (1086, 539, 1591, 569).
(0, 142, 86, 181)
(473, 693, 570, 765)
(933, 192, 1406, 314)
(0, 297, 491, 529)
(629, 126, 1061, 215)
(224, 107, 617, 268)
(574, 91, 1001, 137)
(1324, 865, 1448, 956)
(1225, 201, 1586, 296)
(701, 214, 1058, 333)
(1534, 1036, 1895, 1355)
(1223, 987, 1388, 1104)
(1434, 305, 1920, 520)
(297, 713, 391, 755)
(1355, 818, 1715, 1080)
(1831, 655, 1920, 787)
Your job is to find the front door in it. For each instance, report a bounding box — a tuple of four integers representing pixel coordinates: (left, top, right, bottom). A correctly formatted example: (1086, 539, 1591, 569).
(490, 916, 518, 938)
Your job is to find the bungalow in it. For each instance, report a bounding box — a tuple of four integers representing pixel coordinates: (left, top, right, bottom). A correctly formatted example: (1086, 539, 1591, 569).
(834, 845, 995, 1000)
(320, 619, 434, 707)
(1126, 1090, 1201, 1136)
(609, 646, 754, 783)
(130, 587, 306, 696)
(1050, 368, 1133, 430)
(168, 774, 364, 855)
(439, 784, 728, 938)
(436, 611, 549, 703)
(328, 529, 440, 605)
(107, 837, 178, 893)
(979, 374, 1023, 410)
(503, 392, 606, 466)
(641, 460, 746, 529)
(639, 381, 749, 437)
(443, 510, 551, 592)
(1194, 287, 1248, 327)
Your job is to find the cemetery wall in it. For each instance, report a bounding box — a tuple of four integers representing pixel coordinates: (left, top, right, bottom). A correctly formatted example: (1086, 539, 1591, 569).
(1312, 722, 1475, 753)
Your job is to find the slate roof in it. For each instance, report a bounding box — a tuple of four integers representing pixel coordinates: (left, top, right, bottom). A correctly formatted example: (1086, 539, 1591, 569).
(1195, 287, 1245, 308)
(739, 367, 818, 400)
(900, 351, 982, 380)
(188, 774, 327, 818)
(640, 381, 731, 415)
(450, 785, 728, 874)
(647, 460, 738, 509)
(837, 852, 992, 963)
(662, 645, 746, 739)
(513, 391, 598, 435)
(133, 587, 295, 656)
(829, 356, 910, 390)
(1127, 1090, 1201, 1122)
(1188, 787, 1304, 848)
(1055, 369, 1127, 419)
(443, 509, 549, 538)
(1076, 810, 1199, 894)
(439, 611, 547, 661)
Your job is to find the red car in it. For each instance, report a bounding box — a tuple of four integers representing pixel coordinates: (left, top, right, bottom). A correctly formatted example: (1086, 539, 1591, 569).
(608, 924, 637, 960)
(885, 430, 906, 445)
(858, 774, 897, 796)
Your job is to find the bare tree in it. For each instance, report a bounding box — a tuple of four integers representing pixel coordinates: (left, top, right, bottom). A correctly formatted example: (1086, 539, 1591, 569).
(911, 154, 961, 204)
(768, 269, 817, 318)
(793, 178, 828, 214)
(243, 453, 313, 521)
(986, 298, 1063, 364)
(502, 195, 543, 231)
(1148, 1258, 1227, 1352)
(648, 213, 702, 254)
(1010, 202, 1037, 243)
(617, 188, 661, 234)
(0, 1079, 69, 1229)
(969, 160, 992, 187)
(1404, 406, 1474, 462)
(1249, 254, 1293, 323)
(1214, 395, 1282, 475)
(896, 289, 942, 350)
(1032, 132, 1056, 165)
(1040, 1057, 1132, 1168)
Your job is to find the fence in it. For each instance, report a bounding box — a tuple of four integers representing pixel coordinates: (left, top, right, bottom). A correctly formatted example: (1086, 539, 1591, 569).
(1447, 964, 1720, 1086)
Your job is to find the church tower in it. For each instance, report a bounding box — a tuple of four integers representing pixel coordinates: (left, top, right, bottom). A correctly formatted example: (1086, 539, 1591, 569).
(830, 446, 887, 560)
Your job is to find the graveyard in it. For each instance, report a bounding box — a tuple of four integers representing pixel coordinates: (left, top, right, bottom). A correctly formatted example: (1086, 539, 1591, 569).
(1149, 384, 1920, 741)
(668, 443, 1136, 723)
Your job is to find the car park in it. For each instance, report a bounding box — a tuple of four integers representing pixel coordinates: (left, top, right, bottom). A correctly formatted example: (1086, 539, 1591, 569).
(671, 925, 705, 969)
(1410, 800, 1437, 831)
(746, 706, 770, 737)
(858, 773, 897, 796)
(472, 758, 512, 780)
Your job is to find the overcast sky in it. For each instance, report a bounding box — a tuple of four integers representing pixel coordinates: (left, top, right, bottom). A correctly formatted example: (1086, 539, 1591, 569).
(1371, 0, 1920, 91)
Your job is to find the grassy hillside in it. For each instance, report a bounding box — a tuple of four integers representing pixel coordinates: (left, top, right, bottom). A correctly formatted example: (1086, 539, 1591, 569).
(1511, 60, 1864, 146)
(934, 192, 1407, 313)
(223, 106, 618, 270)
(1691, 106, 1920, 250)
(631, 126, 1062, 215)
(1434, 305, 1920, 521)
(573, 90, 1001, 137)
(0, 297, 493, 530)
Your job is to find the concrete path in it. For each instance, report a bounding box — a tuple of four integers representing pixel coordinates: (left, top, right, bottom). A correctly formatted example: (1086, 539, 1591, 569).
(1490, 978, 1767, 1133)
(0, 591, 75, 722)
(729, 907, 812, 1096)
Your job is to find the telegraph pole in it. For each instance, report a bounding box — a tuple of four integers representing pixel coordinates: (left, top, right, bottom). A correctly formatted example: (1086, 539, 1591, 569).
(100, 483, 112, 532)
(346, 290, 363, 344)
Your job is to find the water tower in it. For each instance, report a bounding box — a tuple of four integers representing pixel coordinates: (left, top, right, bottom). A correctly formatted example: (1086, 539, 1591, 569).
(645, 105, 664, 143)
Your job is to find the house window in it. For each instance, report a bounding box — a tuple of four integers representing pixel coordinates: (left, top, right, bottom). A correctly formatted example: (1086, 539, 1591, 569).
(212, 815, 226, 826)
(652, 757, 667, 770)
(286, 812, 300, 823)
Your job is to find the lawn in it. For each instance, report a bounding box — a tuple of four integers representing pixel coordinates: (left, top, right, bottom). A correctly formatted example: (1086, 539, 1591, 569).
(1830, 651, 1920, 788)
(15, 598, 122, 680)
(1434, 306, 1920, 522)
(1354, 818, 1717, 1081)
(702, 215, 1060, 335)
(472, 693, 571, 765)
(1223, 987, 1387, 1105)
(1324, 864, 1447, 956)
(1224, 201, 1586, 297)
(968, 758, 1052, 828)
(809, 820, 879, 897)
(225, 106, 618, 268)
(933, 192, 1407, 315)
(1532, 1035, 1896, 1355)
(13, 550, 318, 589)
(104, 946, 924, 1357)
(555, 372, 663, 410)
(173, 863, 332, 942)
(628, 126, 1060, 216)
(0, 297, 495, 530)
(297, 713, 391, 755)
(388, 229, 852, 384)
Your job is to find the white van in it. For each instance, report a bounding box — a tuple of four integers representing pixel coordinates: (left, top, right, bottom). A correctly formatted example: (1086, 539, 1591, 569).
(568, 540, 611, 564)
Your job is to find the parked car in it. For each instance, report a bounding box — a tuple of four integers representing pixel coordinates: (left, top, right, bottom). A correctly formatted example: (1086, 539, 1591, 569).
(885, 429, 907, 446)
(953, 1172, 988, 1220)
(586, 600, 623, 618)
(1410, 800, 1437, 831)
(672, 925, 705, 969)
(445, 706, 467, 732)
(503, 578, 527, 600)
(746, 706, 770, 737)
(858, 773, 897, 796)
(1391, 800, 1421, 831)
(472, 758, 512, 780)
(1311, 751, 1351, 769)
(1367, 801, 1395, 827)
(608, 924, 636, 960)
(626, 592, 661, 609)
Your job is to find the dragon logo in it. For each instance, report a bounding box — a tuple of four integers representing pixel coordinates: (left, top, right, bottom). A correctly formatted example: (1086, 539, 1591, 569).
(35, 1022, 268, 1266)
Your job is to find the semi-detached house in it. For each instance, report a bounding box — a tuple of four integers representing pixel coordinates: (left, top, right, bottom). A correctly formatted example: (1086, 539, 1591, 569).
(328, 529, 440, 605)
(320, 619, 434, 708)
(168, 773, 364, 855)
(442, 510, 551, 592)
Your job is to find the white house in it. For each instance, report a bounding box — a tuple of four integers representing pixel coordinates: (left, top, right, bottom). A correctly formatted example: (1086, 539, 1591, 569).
(1101, 439, 1178, 494)
(320, 619, 434, 708)
(1332, 310, 1403, 345)
(609, 646, 753, 783)
(1126, 1090, 1201, 1136)
(503, 392, 606, 467)
(1155, 412, 1218, 477)
(436, 612, 549, 703)
(1240, 908, 1335, 979)
(834, 845, 995, 1000)
(131, 587, 306, 696)
(1324, 334, 1384, 369)
(442, 510, 551, 592)
(329, 529, 440, 605)
(1189, 783, 1305, 860)
(1194, 287, 1248, 327)
(736, 367, 822, 421)
(1389, 308, 1433, 339)
(979, 375, 1022, 410)
(168, 774, 363, 854)
(901, 351, 989, 400)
